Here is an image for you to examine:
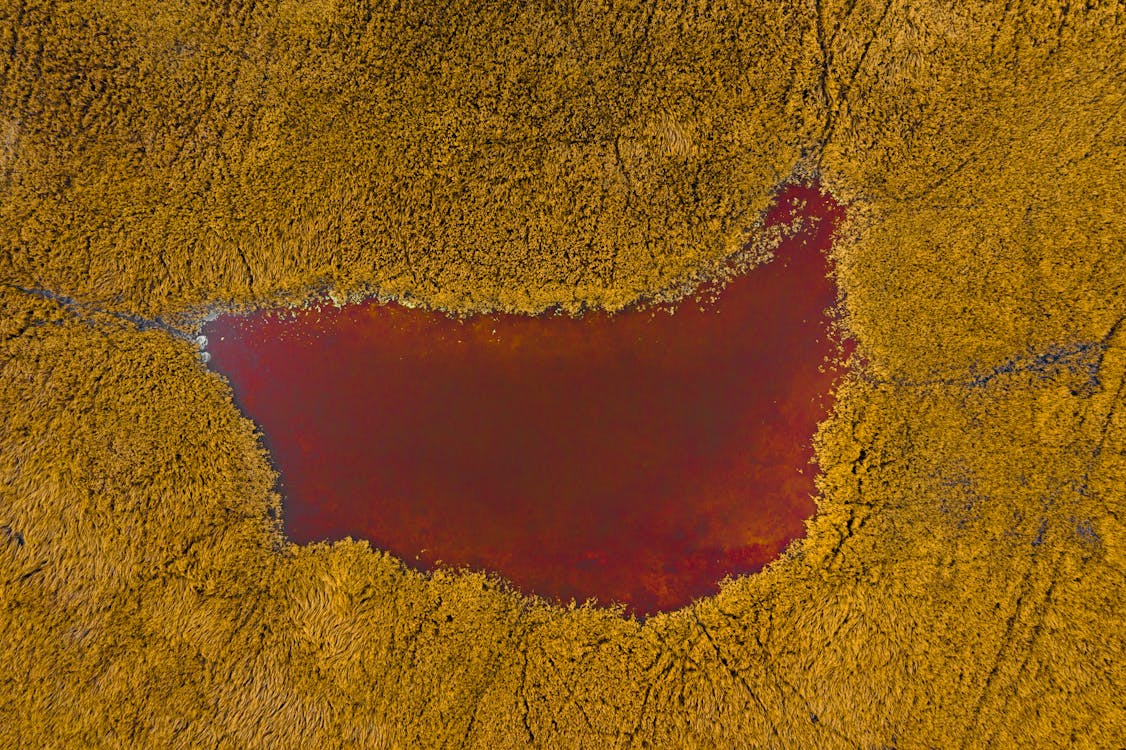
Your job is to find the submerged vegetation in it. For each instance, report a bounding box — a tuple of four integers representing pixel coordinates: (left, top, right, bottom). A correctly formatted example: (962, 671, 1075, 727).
(1, 0, 1124, 747)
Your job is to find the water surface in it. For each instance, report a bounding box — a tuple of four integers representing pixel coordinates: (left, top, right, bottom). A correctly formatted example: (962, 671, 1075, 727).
(204, 181, 846, 616)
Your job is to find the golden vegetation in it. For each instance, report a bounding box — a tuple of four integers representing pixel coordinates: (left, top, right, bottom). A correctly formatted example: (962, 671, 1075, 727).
(1, 0, 1124, 747)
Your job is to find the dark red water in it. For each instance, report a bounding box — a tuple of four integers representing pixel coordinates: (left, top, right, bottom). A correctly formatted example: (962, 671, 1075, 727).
(203, 181, 847, 616)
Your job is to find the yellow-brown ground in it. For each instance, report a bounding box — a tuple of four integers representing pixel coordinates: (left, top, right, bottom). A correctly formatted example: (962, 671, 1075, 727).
(2, 1, 1124, 747)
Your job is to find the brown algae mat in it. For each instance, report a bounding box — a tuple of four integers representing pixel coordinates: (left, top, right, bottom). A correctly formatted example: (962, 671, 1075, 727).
(2, 1, 1125, 747)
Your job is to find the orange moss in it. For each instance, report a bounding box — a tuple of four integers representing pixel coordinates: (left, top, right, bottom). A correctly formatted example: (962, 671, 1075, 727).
(1, 0, 1124, 747)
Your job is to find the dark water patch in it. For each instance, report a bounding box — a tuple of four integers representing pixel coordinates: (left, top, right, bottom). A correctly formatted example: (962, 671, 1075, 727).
(203, 181, 847, 616)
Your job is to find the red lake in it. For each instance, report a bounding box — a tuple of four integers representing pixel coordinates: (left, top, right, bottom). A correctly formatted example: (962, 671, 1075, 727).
(202, 181, 848, 616)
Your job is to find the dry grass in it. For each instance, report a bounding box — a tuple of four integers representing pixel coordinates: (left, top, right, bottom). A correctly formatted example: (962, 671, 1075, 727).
(1, 0, 1124, 746)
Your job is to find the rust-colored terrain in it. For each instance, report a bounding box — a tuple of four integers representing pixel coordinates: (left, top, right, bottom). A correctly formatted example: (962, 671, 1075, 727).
(1, 1, 1124, 747)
